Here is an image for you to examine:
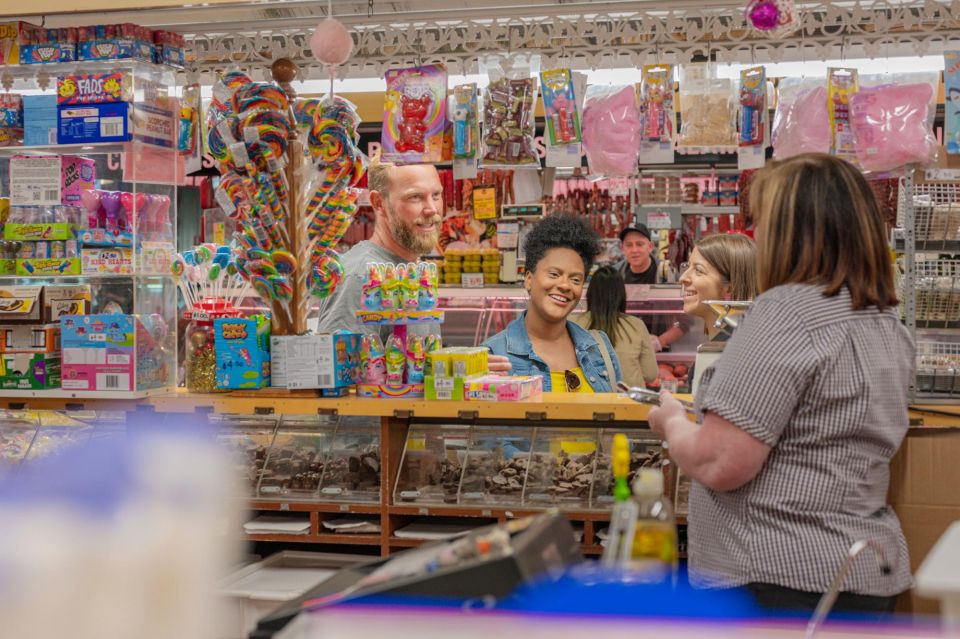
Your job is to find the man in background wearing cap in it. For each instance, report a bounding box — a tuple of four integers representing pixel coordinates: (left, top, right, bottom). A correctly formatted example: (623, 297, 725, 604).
(617, 224, 659, 285)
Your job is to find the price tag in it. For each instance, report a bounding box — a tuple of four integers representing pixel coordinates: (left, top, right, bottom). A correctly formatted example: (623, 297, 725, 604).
(641, 204, 682, 229)
(473, 187, 497, 220)
(461, 272, 484, 288)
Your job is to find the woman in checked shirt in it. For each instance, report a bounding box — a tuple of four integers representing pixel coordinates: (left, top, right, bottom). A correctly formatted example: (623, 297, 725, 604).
(648, 154, 913, 615)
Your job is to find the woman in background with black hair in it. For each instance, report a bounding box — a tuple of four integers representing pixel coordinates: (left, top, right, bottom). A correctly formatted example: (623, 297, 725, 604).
(574, 266, 658, 389)
(482, 215, 622, 393)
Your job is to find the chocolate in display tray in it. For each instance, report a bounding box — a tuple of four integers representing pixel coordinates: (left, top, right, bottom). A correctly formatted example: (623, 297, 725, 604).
(318, 416, 382, 503)
(394, 424, 469, 506)
(592, 433, 665, 508)
(522, 429, 598, 508)
(457, 425, 532, 506)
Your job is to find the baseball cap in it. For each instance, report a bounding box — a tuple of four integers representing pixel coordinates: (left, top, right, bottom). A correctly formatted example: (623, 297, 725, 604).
(619, 224, 652, 242)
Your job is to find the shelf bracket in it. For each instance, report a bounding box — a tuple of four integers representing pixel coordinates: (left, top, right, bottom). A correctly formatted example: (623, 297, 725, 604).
(254, 406, 275, 416)
(525, 411, 547, 421)
(592, 412, 615, 422)
(393, 409, 413, 419)
(64, 402, 85, 412)
(317, 408, 339, 417)
(457, 410, 480, 421)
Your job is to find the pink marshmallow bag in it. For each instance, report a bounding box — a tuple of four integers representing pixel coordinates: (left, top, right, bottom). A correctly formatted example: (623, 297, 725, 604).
(772, 81, 831, 159)
(849, 81, 936, 172)
(582, 84, 641, 176)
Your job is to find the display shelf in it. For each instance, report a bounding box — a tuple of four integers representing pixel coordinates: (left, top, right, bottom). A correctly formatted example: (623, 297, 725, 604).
(0, 59, 174, 82)
(242, 532, 383, 546)
(0, 142, 136, 158)
(681, 205, 740, 216)
(249, 501, 381, 515)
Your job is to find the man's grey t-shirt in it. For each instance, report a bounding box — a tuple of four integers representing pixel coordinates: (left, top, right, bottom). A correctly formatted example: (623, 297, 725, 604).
(315, 240, 439, 340)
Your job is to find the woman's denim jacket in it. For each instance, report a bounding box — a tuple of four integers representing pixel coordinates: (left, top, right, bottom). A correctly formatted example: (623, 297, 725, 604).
(481, 313, 622, 392)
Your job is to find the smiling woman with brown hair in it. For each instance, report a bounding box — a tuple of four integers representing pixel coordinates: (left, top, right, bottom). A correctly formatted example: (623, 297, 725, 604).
(482, 215, 622, 393)
(648, 153, 913, 615)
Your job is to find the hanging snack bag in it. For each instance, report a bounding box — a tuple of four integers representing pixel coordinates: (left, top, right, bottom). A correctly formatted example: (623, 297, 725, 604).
(382, 64, 448, 164)
(581, 84, 641, 177)
(480, 54, 541, 167)
(640, 65, 676, 143)
(678, 77, 737, 148)
(540, 68, 581, 146)
(739, 66, 766, 147)
(772, 78, 831, 159)
(827, 67, 859, 161)
(452, 83, 479, 159)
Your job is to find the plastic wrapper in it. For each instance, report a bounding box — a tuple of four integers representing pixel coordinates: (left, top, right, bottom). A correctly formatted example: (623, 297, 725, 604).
(641, 65, 675, 143)
(540, 68, 581, 146)
(677, 78, 736, 148)
(480, 54, 541, 167)
(739, 66, 766, 147)
(452, 83, 479, 159)
(381, 64, 448, 164)
(850, 73, 939, 173)
(582, 84, 641, 176)
(828, 67, 859, 160)
(772, 78, 831, 159)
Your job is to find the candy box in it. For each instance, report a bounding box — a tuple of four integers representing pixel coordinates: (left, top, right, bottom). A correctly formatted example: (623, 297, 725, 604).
(42, 284, 91, 322)
(57, 72, 133, 105)
(16, 257, 81, 277)
(214, 316, 270, 390)
(0, 22, 33, 65)
(58, 101, 175, 147)
(382, 64, 448, 164)
(0, 286, 42, 323)
(4, 223, 77, 241)
(8, 154, 95, 207)
(81, 247, 133, 275)
(23, 94, 57, 146)
(78, 227, 133, 248)
(78, 24, 154, 63)
(60, 313, 136, 392)
(0, 352, 59, 390)
(20, 25, 78, 65)
(281, 332, 361, 390)
(464, 374, 542, 402)
(153, 30, 184, 67)
(0, 324, 59, 353)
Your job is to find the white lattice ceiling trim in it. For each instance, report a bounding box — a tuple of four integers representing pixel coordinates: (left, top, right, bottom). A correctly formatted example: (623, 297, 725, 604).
(185, 1, 960, 82)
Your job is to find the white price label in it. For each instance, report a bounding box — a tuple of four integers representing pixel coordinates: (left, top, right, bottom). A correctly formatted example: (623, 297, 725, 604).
(461, 272, 484, 288)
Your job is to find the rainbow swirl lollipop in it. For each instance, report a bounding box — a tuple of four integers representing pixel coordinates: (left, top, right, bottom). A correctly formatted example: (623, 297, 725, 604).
(308, 250, 345, 298)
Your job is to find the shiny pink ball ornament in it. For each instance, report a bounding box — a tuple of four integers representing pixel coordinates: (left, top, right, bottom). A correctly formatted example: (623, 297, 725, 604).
(747, 0, 781, 31)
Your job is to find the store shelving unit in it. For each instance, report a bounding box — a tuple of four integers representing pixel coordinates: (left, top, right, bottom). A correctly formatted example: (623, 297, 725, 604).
(897, 173, 960, 402)
(0, 59, 178, 398)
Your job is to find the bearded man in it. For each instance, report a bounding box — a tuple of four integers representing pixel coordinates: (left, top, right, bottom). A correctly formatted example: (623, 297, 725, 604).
(316, 161, 444, 336)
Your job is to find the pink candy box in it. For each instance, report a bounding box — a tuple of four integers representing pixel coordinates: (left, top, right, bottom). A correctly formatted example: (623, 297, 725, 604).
(464, 374, 543, 402)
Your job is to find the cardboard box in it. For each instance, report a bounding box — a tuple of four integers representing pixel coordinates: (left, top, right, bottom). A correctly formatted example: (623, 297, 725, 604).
(282, 333, 361, 390)
(0, 286, 42, 323)
(21, 42, 76, 65)
(888, 430, 960, 614)
(0, 351, 59, 389)
(16, 258, 81, 277)
(42, 284, 91, 322)
(82, 247, 133, 275)
(0, 22, 31, 65)
(23, 94, 57, 146)
(214, 316, 270, 390)
(56, 72, 133, 105)
(464, 375, 542, 402)
(78, 227, 132, 248)
(78, 38, 153, 63)
(58, 101, 175, 148)
(4, 222, 77, 241)
(269, 335, 289, 388)
(8, 155, 94, 206)
(0, 324, 59, 353)
(425, 374, 466, 401)
(60, 313, 135, 391)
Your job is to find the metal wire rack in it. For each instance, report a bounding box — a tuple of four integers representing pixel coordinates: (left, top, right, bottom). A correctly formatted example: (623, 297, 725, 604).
(898, 182, 960, 247)
(899, 259, 960, 329)
(915, 341, 960, 397)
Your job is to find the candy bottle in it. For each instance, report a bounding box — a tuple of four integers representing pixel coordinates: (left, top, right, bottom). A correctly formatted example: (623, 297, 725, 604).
(417, 262, 437, 310)
(385, 334, 406, 384)
(362, 334, 386, 385)
(381, 263, 400, 310)
(362, 263, 383, 311)
(401, 262, 421, 311)
(406, 334, 425, 384)
(424, 333, 442, 354)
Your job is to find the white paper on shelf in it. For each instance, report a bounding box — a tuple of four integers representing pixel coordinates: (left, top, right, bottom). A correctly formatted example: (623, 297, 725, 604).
(243, 516, 311, 535)
(596, 527, 609, 540)
(394, 521, 479, 540)
(10, 156, 61, 205)
(321, 517, 381, 534)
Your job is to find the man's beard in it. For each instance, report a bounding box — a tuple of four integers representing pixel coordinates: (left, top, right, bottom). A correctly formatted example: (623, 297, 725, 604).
(387, 206, 440, 256)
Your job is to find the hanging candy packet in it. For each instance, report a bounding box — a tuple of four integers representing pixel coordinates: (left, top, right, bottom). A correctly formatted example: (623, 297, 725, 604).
(480, 53, 541, 167)
(827, 67, 859, 161)
(178, 82, 201, 155)
(452, 83, 479, 159)
(640, 65, 675, 143)
(945, 53, 960, 155)
(849, 73, 938, 173)
(382, 64, 448, 164)
(678, 77, 737, 148)
(582, 84, 641, 176)
(539, 68, 581, 146)
(772, 78, 831, 159)
(739, 66, 766, 147)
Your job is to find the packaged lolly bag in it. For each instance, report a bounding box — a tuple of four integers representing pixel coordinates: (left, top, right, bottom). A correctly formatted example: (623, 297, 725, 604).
(678, 77, 737, 148)
(640, 65, 676, 143)
(828, 67, 859, 160)
(540, 68, 581, 146)
(480, 54, 541, 167)
(452, 83, 479, 159)
(772, 78, 831, 159)
(739, 66, 766, 147)
(849, 73, 938, 173)
(582, 84, 641, 176)
(382, 64, 448, 164)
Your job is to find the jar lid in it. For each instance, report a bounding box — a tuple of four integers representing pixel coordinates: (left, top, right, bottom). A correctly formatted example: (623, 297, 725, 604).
(182, 297, 242, 323)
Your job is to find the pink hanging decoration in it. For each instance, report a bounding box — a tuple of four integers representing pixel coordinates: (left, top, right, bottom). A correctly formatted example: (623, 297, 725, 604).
(772, 85, 831, 159)
(849, 82, 937, 173)
(746, 0, 797, 36)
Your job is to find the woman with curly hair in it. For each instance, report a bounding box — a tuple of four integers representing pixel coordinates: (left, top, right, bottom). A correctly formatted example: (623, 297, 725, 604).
(482, 215, 622, 392)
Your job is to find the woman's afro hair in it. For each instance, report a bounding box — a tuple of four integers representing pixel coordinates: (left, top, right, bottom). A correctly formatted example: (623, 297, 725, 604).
(523, 214, 601, 274)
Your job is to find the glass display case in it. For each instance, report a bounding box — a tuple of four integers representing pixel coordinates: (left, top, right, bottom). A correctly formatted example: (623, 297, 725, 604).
(393, 423, 468, 506)
(591, 429, 665, 510)
(0, 60, 179, 397)
(212, 414, 279, 497)
(523, 428, 599, 509)
(318, 416, 381, 504)
(459, 424, 533, 507)
(258, 420, 334, 502)
(23, 424, 94, 463)
(0, 411, 39, 476)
